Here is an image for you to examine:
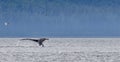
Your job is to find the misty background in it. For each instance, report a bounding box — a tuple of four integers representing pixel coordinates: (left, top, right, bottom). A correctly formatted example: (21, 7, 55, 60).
(0, 0, 120, 37)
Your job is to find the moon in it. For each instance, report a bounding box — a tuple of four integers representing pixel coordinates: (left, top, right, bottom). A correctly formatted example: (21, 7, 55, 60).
(4, 22, 8, 26)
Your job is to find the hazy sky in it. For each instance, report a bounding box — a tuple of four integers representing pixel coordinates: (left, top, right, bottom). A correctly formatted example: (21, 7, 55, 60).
(0, 0, 120, 37)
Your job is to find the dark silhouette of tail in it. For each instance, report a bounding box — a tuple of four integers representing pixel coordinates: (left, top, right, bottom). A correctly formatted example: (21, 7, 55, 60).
(21, 38, 49, 47)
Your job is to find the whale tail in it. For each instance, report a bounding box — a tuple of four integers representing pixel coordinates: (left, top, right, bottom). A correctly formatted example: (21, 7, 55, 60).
(21, 38, 49, 47)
